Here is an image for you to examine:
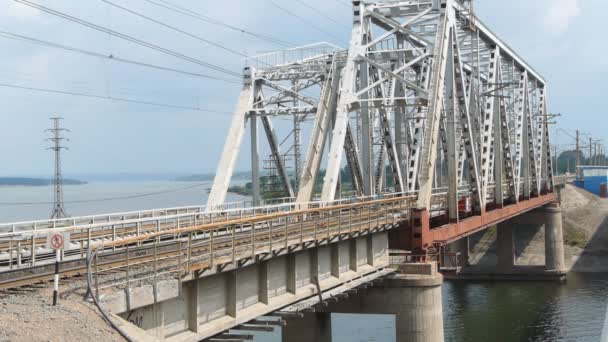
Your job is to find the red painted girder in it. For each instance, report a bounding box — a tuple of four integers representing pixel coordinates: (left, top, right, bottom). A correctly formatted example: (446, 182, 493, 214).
(426, 193, 557, 246)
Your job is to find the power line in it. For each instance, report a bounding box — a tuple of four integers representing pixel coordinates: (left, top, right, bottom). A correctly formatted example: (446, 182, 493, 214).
(292, 0, 351, 30)
(0, 182, 209, 206)
(0, 82, 232, 115)
(0, 31, 239, 84)
(13, 0, 241, 78)
(141, 0, 294, 47)
(332, 0, 352, 9)
(267, 0, 345, 44)
(101, 0, 258, 62)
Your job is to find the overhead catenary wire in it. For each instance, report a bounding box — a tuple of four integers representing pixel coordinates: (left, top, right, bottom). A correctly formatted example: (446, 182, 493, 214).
(0, 183, 209, 206)
(0, 82, 232, 115)
(0, 31, 239, 84)
(332, 0, 352, 9)
(101, 0, 262, 63)
(267, 0, 346, 44)
(12, 0, 241, 78)
(141, 0, 294, 47)
(292, 0, 351, 30)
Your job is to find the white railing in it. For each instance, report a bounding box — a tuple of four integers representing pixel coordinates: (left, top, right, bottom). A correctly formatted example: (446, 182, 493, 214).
(0, 191, 417, 272)
(245, 42, 344, 69)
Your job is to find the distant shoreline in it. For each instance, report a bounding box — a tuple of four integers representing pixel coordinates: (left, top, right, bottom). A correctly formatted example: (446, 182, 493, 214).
(0, 177, 87, 187)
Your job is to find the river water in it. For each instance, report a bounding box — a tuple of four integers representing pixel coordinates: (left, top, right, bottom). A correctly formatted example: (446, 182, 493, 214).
(1, 181, 606, 341)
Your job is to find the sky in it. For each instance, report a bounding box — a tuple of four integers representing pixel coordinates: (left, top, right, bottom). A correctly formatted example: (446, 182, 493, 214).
(0, 0, 604, 177)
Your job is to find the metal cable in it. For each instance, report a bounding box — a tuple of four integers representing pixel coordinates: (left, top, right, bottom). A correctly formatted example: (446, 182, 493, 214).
(0, 83, 232, 115)
(267, 0, 346, 44)
(12, 0, 241, 78)
(142, 0, 294, 47)
(292, 0, 351, 30)
(101, 0, 261, 62)
(0, 31, 239, 84)
(86, 248, 134, 342)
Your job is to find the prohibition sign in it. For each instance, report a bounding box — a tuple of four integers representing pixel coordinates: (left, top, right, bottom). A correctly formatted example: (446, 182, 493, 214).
(50, 233, 64, 250)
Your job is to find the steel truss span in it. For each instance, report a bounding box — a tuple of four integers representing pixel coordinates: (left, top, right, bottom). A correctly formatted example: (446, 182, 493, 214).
(208, 0, 554, 220)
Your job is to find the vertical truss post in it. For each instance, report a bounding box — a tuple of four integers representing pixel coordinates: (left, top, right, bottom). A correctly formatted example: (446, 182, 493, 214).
(320, 6, 363, 202)
(445, 28, 459, 221)
(293, 114, 302, 192)
(479, 46, 500, 208)
(493, 65, 505, 207)
(296, 57, 340, 203)
(519, 72, 531, 200)
(250, 106, 261, 206)
(453, 17, 482, 214)
(416, 4, 452, 210)
(359, 60, 374, 196)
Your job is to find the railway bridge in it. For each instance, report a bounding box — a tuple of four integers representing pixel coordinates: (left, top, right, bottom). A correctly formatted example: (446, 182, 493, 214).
(0, 1, 570, 341)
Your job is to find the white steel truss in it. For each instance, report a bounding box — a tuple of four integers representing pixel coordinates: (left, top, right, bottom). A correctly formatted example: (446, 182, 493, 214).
(207, 0, 554, 220)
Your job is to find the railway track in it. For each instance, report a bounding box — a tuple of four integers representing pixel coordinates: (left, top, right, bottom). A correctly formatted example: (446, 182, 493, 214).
(0, 201, 407, 292)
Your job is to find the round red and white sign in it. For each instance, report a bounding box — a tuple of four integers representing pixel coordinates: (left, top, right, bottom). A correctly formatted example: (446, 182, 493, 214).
(49, 233, 64, 250)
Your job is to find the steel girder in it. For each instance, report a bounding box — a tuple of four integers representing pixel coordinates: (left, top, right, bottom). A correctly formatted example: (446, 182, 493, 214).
(208, 0, 554, 217)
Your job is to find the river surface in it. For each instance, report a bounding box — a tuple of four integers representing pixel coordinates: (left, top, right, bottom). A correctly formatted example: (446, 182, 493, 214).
(1, 181, 606, 341)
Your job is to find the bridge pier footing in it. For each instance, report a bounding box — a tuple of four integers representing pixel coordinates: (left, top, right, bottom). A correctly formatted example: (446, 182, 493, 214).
(362, 269, 444, 342)
(296, 263, 445, 342)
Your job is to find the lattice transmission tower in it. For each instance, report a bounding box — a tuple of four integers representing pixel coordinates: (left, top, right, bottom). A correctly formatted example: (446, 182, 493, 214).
(46, 117, 70, 219)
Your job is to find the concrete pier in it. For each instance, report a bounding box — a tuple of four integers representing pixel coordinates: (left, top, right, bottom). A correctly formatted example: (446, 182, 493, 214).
(458, 202, 567, 280)
(497, 221, 515, 271)
(447, 237, 470, 268)
(365, 272, 444, 342)
(542, 203, 566, 272)
(316, 263, 444, 342)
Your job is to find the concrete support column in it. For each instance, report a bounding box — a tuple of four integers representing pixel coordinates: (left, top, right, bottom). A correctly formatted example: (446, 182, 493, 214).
(360, 264, 444, 342)
(446, 237, 469, 267)
(330, 244, 340, 278)
(287, 254, 297, 294)
(259, 261, 270, 305)
(496, 221, 515, 271)
(543, 203, 566, 272)
(186, 282, 199, 333)
(281, 312, 332, 342)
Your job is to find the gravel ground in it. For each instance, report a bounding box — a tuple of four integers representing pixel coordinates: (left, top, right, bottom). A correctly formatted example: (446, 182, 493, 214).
(0, 277, 124, 342)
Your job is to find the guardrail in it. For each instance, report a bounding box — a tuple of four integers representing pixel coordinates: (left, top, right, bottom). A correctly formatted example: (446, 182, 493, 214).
(0, 175, 560, 277)
(245, 42, 344, 69)
(0, 192, 417, 273)
(87, 195, 417, 300)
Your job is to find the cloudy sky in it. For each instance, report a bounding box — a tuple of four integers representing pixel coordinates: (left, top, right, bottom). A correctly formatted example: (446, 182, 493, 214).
(0, 0, 602, 177)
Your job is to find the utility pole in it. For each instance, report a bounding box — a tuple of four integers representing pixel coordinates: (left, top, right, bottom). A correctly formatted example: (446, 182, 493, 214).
(46, 117, 70, 219)
(553, 145, 559, 175)
(590, 137, 593, 166)
(576, 130, 581, 177)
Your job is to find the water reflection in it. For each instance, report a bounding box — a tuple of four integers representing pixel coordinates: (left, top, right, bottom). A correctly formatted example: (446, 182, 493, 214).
(443, 273, 608, 342)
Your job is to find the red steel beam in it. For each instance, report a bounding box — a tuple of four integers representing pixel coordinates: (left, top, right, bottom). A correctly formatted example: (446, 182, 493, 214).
(421, 193, 557, 247)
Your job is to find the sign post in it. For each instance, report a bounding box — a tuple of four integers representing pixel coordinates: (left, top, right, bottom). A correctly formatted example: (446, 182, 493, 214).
(47, 232, 69, 306)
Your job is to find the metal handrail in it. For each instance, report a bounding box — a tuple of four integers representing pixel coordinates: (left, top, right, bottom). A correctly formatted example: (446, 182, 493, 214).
(87, 195, 413, 301)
